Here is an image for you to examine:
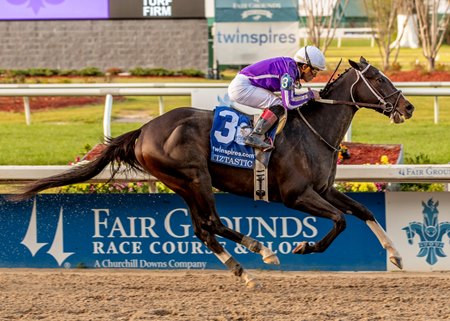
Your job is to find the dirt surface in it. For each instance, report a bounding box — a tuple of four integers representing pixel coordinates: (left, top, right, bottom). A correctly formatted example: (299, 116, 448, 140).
(0, 269, 449, 321)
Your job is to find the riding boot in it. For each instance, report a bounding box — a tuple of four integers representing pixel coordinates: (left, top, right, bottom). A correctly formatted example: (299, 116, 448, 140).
(245, 105, 283, 151)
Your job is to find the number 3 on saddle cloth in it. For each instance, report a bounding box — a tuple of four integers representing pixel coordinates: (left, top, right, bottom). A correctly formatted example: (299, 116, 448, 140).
(210, 106, 284, 170)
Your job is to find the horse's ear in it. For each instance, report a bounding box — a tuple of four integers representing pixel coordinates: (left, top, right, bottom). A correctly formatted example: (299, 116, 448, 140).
(360, 57, 368, 64)
(348, 59, 361, 70)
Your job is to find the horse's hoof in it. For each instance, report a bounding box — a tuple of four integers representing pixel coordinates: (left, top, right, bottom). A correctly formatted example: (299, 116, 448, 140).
(246, 278, 262, 289)
(390, 256, 403, 270)
(292, 241, 309, 254)
(263, 254, 280, 265)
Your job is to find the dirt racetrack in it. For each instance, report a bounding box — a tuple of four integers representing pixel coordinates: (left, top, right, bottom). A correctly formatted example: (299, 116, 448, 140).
(0, 269, 449, 321)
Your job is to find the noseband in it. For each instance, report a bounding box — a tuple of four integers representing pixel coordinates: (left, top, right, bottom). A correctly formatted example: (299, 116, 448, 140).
(350, 64, 403, 115)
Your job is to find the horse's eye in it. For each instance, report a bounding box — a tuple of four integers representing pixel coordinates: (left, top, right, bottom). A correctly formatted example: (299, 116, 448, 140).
(376, 77, 385, 83)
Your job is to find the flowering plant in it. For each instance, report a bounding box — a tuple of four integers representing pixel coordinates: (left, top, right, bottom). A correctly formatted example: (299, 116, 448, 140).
(337, 144, 350, 164)
(334, 154, 390, 193)
(59, 181, 173, 194)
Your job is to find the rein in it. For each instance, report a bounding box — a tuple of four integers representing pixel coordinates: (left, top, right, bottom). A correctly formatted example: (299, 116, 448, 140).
(317, 98, 387, 110)
(297, 109, 341, 153)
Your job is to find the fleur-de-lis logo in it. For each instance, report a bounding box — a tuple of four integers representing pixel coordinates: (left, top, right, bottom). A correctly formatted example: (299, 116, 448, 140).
(7, 0, 65, 15)
(403, 198, 450, 265)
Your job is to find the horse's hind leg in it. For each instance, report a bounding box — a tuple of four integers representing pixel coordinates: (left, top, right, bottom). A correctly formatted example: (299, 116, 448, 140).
(322, 187, 402, 269)
(216, 226, 280, 265)
(169, 165, 268, 287)
(185, 196, 261, 288)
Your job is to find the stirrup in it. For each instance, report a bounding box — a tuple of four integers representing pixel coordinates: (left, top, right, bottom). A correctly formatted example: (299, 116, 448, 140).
(245, 135, 273, 151)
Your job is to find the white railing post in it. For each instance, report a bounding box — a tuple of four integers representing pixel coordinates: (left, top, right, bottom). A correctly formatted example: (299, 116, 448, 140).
(344, 125, 352, 142)
(158, 96, 164, 115)
(103, 94, 113, 140)
(23, 97, 31, 125)
(434, 96, 439, 124)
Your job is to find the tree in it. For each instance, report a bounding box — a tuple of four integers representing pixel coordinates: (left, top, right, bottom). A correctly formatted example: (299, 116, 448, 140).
(414, 0, 450, 71)
(299, 0, 349, 54)
(364, 0, 408, 71)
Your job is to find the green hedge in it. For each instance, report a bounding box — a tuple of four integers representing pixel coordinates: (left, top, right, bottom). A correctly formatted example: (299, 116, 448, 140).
(0, 67, 205, 78)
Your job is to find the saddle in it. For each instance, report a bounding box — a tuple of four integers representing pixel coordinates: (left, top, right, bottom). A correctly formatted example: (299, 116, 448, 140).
(210, 100, 287, 202)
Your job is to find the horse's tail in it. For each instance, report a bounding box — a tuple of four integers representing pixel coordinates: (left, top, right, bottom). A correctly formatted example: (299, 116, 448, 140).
(10, 128, 143, 201)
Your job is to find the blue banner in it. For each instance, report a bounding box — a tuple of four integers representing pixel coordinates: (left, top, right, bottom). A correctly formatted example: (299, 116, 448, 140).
(215, 0, 299, 22)
(0, 193, 386, 271)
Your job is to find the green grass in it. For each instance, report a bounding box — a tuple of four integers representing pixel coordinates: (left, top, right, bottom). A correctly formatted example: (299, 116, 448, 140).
(0, 123, 139, 165)
(352, 97, 450, 164)
(1, 96, 449, 165)
(324, 40, 450, 71)
(0, 96, 192, 165)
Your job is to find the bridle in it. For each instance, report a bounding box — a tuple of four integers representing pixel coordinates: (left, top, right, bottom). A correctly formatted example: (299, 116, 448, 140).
(297, 63, 405, 153)
(350, 64, 403, 115)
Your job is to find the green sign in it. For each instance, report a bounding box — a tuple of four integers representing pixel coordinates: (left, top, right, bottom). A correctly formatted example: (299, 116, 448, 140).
(215, 0, 298, 22)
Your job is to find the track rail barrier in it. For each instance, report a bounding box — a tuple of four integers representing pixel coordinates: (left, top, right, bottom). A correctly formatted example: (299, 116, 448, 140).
(1, 82, 449, 137)
(1, 165, 450, 191)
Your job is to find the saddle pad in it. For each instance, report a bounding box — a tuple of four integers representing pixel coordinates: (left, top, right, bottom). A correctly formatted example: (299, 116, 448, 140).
(210, 106, 255, 169)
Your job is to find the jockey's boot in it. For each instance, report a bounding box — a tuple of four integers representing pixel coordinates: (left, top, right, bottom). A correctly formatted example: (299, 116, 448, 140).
(245, 105, 284, 151)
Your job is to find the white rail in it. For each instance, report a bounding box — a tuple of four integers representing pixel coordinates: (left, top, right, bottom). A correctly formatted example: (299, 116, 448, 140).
(1, 165, 450, 184)
(0, 82, 449, 137)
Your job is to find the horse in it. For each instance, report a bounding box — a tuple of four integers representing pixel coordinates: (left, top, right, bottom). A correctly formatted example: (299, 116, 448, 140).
(12, 57, 414, 288)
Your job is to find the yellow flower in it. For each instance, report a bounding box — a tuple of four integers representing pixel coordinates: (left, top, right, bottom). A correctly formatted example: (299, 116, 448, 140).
(380, 155, 389, 164)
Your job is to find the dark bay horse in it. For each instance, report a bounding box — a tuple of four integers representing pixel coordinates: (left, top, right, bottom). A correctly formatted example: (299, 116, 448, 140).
(13, 57, 414, 287)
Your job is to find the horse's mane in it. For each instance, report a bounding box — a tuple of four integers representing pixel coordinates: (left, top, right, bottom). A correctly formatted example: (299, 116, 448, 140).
(320, 67, 353, 98)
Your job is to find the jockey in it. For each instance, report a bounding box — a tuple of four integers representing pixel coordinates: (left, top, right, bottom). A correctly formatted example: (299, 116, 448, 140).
(228, 45, 326, 150)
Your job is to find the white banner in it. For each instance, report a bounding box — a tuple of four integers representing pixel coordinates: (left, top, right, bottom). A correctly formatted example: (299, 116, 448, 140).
(386, 192, 450, 271)
(214, 22, 299, 65)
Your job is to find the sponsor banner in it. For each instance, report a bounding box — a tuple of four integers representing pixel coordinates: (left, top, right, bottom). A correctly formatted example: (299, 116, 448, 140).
(109, 0, 205, 19)
(396, 166, 450, 180)
(215, 0, 298, 22)
(214, 22, 299, 65)
(386, 192, 450, 271)
(0, 193, 386, 271)
(0, 0, 109, 20)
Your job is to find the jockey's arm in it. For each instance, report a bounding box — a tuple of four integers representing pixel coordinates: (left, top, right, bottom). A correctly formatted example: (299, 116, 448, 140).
(280, 73, 316, 110)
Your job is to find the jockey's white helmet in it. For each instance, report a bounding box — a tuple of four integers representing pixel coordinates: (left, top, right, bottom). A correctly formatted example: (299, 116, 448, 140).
(294, 46, 326, 70)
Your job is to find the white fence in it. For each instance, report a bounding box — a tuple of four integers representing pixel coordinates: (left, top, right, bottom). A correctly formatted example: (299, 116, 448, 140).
(1, 82, 449, 138)
(1, 165, 450, 188)
(298, 27, 376, 47)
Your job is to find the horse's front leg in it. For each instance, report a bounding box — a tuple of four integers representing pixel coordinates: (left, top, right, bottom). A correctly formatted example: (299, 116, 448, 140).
(285, 187, 347, 255)
(322, 187, 402, 269)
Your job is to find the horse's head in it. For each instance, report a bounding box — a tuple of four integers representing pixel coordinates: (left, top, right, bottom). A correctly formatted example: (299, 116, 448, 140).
(348, 57, 414, 123)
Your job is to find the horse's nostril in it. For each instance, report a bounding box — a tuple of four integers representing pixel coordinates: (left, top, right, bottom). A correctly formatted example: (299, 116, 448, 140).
(406, 104, 414, 113)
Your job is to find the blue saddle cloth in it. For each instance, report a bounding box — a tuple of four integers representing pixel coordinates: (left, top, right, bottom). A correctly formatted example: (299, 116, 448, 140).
(210, 106, 255, 169)
(210, 106, 276, 169)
